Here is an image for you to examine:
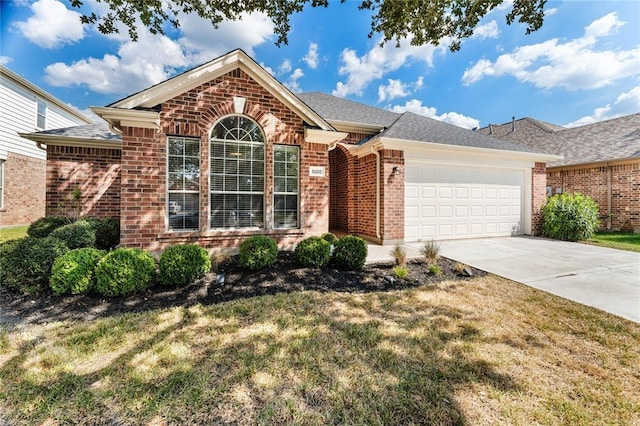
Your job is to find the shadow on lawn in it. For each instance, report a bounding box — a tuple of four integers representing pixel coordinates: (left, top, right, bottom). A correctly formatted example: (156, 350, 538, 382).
(1, 252, 484, 327)
(0, 289, 517, 425)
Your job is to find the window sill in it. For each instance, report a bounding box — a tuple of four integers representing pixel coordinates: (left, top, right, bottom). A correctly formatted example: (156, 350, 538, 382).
(158, 228, 304, 241)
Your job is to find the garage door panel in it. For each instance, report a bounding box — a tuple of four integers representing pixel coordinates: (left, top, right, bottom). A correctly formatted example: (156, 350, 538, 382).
(405, 163, 524, 241)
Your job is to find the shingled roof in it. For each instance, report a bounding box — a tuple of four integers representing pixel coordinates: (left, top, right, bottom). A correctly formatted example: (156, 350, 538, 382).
(297, 92, 399, 128)
(481, 114, 640, 167)
(379, 112, 539, 153)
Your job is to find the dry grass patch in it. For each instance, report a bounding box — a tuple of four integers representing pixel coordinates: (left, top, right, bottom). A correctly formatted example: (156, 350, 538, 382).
(1, 276, 639, 425)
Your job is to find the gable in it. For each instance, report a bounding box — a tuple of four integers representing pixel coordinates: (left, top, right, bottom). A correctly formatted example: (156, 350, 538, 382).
(106, 49, 333, 132)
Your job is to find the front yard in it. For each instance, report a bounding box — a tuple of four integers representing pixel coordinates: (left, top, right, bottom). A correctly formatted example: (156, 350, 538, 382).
(587, 232, 640, 253)
(1, 273, 638, 425)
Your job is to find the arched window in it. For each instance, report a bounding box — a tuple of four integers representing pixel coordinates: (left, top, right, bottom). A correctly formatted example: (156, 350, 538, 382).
(210, 116, 265, 228)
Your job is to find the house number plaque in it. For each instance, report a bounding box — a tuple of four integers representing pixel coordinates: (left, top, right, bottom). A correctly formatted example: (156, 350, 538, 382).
(309, 166, 326, 177)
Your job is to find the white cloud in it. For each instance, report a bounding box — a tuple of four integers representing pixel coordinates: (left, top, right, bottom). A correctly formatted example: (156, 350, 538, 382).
(378, 79, 409, 102)
(260, 62, 275, 76)
(14, 0, 84, 48)
(284, 68, 304, 93)
(43, 11, 274, 95)
(44, 30, 189, 94)
(566, 86, 640, 127)
(472, 20, 500, 39)
(279, 59, 292, 74)
(303, 42, 319, 69)
(332, 38, 445, 98)
(496, 0, 513, 11)
(546, 8, 558, 16)
(177, 12, 274, 64)
(0, 56, 12, 65)
(462, 12, 639, 90)
(389, 99, 480, 129)
(414, 76, 424, 90)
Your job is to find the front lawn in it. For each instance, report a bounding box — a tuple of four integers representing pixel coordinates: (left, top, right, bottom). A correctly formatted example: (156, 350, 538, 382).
(587, 232, 640, 253)
(1, 275, 638, 425)
(0, 225, 28, 243)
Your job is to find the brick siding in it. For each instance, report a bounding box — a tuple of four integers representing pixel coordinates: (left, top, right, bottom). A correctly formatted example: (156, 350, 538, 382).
(548, 161, 640, 232)
(0, 152, 46, 226)
(45, 145, 121, 219)
(117, 68, 330, 251)
(531, 162, 547, 235)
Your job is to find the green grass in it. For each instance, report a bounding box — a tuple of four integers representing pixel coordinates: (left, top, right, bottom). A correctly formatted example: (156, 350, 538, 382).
(0, 225, 28, 243)
(1, 276, 639, 425)
(587, 232, 640, 253)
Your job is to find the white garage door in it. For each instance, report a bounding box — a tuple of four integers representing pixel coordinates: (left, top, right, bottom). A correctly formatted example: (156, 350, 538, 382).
(405, 162, 525, 241)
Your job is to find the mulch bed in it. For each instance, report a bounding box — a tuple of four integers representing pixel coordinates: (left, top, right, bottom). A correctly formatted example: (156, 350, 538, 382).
(0, 252, 485, 327)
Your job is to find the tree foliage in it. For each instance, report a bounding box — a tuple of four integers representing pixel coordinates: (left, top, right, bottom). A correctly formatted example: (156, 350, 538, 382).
(70, 0, 547, 51)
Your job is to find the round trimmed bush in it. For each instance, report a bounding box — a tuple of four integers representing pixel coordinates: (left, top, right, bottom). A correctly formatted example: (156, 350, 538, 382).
(0, 238, 23, 290)
(94, 248, 156, 297)
(321, 232, 338, 245)
(49, 220, 96, 249)
(333, 235, 368, 270)
(88, 217, 120, 250)
(295, 236, 331, 268)
(159, 244, 211, 286)
(541, 193, 600, 241)
(239, 235, 278, 271)
(50, 248, 106, 295)
(1, 236, 69, 294)
(27, 216, 71, 238)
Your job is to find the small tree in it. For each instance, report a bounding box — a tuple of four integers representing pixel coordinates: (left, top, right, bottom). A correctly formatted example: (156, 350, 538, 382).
(541, 193, 600, 241)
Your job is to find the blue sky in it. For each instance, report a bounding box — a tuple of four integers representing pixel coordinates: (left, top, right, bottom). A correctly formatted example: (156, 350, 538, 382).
(1, 0, 638, 129)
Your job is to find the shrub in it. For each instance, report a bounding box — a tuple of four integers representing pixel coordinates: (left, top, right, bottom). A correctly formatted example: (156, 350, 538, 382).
(1, 236, 69, 294)
(295, 236, 331, 268)
(159, 244, 211, 286)
(0, 238, 22, 290)
(50, 248, 106, 295)
(428, 264, 443, 276)
(27, 216, 71, 238)
(321, 232, 338, 245)
(390, 244, 407, 267)
(239, 236, 278, 270)
(94, 248, 156, 297)
(393, 265, 409, 279)
(333, 235, 368, 270)
(49, 220, 96, 249)
(541, 193, 600, 241)
(88, 217, 120, 250)
(421, 239, 440, 265)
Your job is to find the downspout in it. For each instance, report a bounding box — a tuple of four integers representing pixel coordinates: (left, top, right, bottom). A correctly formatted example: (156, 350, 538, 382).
(371, 146, 381, 241)
(606, 163, 612, 230)
(36, 142, 47, 151)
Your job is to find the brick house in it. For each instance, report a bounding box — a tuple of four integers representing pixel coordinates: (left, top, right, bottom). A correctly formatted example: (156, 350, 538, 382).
(22, 50, 556, 251)
(480, 115, 640, 232)
(0, 65, 93, 227)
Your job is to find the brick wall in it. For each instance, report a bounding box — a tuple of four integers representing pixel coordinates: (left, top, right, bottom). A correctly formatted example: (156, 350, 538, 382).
(380, 149, 404, 242)
(119, 67, 330, 251)
(45, 145, 121, 219)
(329, 145, 351, 231)
(531, 162, 547, 235)
(0, 152, 46, 226)
(548, 161, 640, 232)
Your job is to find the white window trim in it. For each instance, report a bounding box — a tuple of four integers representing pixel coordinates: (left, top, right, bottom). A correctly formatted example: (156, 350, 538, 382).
(167, 136, 201, 232)
(273, 145, 300, 229)
(36, 98, 47, 130)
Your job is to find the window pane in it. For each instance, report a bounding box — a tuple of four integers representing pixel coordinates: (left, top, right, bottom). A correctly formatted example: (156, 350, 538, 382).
(273, 145, 299, 229)
(168, 193, 199, 231)
(209, 115, 265, 229)
(168, 137, 200, 232)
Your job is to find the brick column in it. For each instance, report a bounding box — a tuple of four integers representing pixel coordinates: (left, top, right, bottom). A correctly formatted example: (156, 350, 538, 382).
(531, 162, 547, 235)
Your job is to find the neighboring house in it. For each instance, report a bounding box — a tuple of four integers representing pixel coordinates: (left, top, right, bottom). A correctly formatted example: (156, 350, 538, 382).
(479, 115, 640, 232)
(21, 50, 556, 251)
(0, 65, 93, 226)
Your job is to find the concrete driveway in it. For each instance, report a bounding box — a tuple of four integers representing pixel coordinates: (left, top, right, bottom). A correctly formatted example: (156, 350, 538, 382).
(426, 237, 639, 323)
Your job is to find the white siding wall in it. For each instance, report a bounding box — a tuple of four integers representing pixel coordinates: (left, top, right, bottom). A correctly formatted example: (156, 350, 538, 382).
(0, 76, 88, 160)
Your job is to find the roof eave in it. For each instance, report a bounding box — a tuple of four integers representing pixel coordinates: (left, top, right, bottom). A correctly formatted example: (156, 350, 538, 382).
(351, 136, 562, 162)
(547, 156, 640, 170)
(326, 119, 385, 134)
(18, 132, 122, 150)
